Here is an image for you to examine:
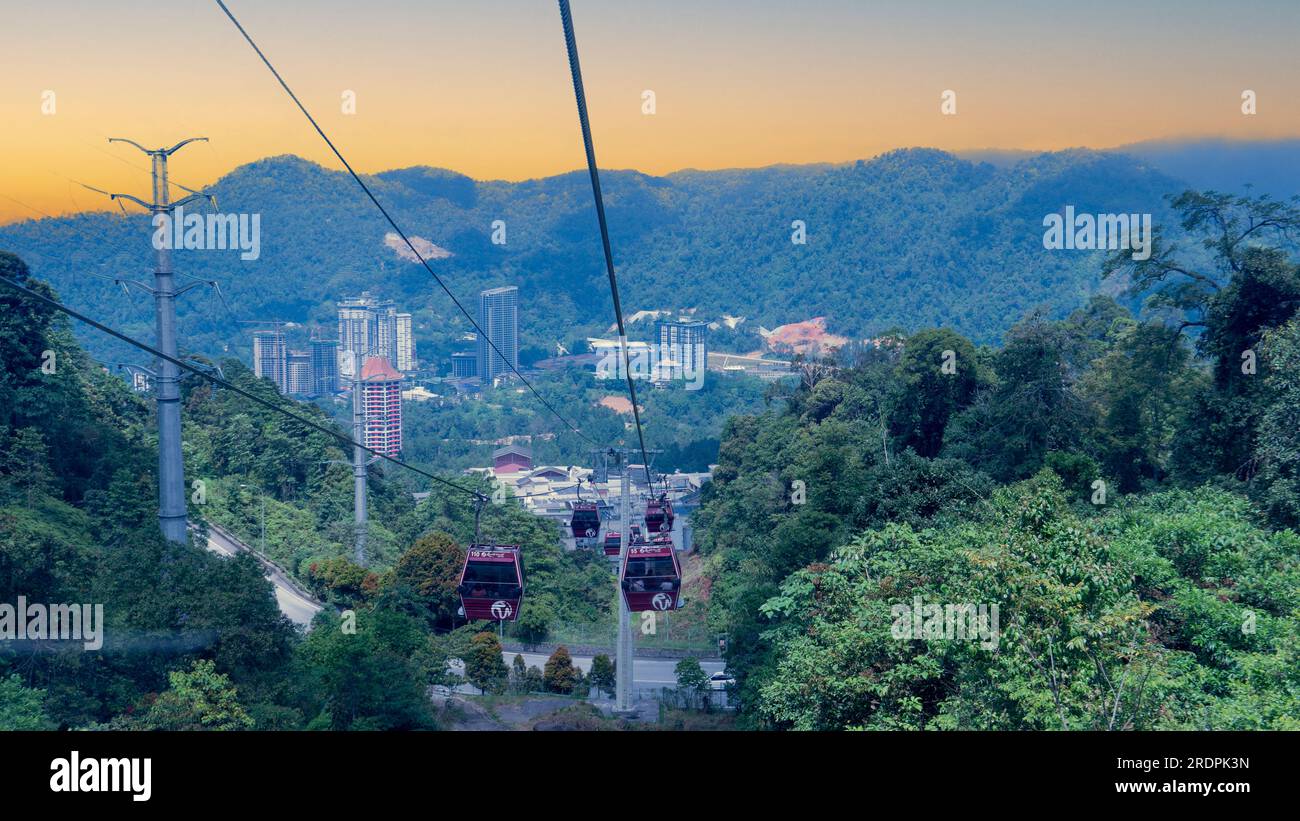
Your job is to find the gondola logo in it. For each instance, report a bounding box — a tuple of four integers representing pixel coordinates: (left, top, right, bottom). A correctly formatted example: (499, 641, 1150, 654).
(491, 600, 513, 620)
(651, 593, 674, 611)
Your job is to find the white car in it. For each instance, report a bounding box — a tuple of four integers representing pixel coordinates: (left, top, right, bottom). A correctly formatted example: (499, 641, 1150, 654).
(708, 671, 735, 691)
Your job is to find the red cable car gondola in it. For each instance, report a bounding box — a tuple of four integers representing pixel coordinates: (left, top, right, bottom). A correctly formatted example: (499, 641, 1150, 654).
(644, 495, 675, 534)
(570, 502, 600, 542)
(457, 544, 524, 622)
(620, 541, 682, 612)
(603, 531, 622, 557)
(569, 479, 602, 546)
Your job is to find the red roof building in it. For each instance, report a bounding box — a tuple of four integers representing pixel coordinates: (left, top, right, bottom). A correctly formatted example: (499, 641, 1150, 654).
(492, 445, 533, 473)
(360, 356, 403, 457)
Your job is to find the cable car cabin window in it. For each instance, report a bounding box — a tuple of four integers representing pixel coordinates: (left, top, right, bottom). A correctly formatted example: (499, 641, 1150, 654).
(623, 557, 680, 591)
(460, 561, 521, 599)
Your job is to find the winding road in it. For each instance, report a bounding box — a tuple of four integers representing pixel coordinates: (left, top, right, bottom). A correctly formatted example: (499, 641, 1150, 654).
(200, 521, 324, 627)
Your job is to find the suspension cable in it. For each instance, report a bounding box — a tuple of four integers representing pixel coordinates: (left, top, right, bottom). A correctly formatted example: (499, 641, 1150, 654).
(556, 0, 660, 496)
(0, 273, 489, 503)
(212, 0, 600, 450)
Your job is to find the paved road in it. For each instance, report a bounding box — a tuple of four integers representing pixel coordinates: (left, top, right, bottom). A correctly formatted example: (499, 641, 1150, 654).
(201, 523, 324, 627)
(498, 650, 723, 690)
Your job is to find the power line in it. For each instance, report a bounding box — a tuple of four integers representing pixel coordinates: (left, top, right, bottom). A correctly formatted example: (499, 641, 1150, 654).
(0, 273, 489, 503)
(89, 139, 208, 198)
(557, 0, 659, 495)
(0, 192, 58, 221)
(212, 0, 600, 450)
(33, 169, 245, 328)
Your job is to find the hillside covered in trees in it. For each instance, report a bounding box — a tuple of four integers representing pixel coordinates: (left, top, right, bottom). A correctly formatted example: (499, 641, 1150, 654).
(693, 189, 1300, 729)
(0, 148, 1188, 369)
(2, 179, 1298, 731)
(0, 250, 615, 730)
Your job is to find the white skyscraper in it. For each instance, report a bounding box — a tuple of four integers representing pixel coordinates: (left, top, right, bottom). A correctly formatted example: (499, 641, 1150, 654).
(252, 330, 288, 393)
(337, 292, 409, 375)
(395, 312, 414, 372)
(477, 286, 519, 383)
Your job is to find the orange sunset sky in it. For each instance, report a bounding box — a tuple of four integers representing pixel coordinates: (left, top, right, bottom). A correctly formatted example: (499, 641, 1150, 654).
(3, 0, 1300, 223)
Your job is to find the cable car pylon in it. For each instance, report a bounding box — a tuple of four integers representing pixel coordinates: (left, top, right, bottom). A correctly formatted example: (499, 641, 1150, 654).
(611, 448, 635, 714)
(101, 136, 214, 544)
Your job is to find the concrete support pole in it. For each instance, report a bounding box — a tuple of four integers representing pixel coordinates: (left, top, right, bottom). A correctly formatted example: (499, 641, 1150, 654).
(615, 452, 634, 713)
(151, 151, 188, 544)
(352, 365, 368, 566)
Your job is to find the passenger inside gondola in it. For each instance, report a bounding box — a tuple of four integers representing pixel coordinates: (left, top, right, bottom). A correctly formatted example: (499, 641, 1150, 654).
(626, 556, 679, 591)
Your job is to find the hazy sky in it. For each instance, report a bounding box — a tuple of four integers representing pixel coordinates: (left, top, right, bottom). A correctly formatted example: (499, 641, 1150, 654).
(3, 0, 1299, 222)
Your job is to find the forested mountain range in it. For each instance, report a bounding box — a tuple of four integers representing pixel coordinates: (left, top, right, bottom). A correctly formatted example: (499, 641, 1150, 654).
(692, 184, 1300, 728)
(0, 146, 1212, 368)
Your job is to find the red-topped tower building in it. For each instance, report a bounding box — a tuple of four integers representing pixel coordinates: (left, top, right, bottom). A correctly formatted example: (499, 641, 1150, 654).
(359, 355, 403, 457)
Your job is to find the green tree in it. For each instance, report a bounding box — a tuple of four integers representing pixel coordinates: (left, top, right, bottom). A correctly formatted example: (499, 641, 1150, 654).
(674, 657, 709, 707)
(393, 531, 465, 627)
(748, 474, 1300, 730)
(543, 645, 580, 694)
(524, 665, 545, 693)
(1103, 191, 1300, 480)
(589, 654, 616, 697)
(944, 314, 1092, 481)
(141, 660, 255, 731)
(509, 653, 529, 692)
(0, 674, 54, 730)
(889, 328, 984, 458)
(1255, 317, 1300, 526)
(0, 428, 56, 505)
(299, 610, 436, 730)
(1078, 319, 1198, 491)
(305, 556, 380, 607)
(515, 598, 555, 645)
(464, 631, 508, 695)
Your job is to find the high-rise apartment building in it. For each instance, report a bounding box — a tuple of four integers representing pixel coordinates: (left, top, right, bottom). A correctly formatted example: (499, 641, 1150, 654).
(286, 350, 312, 396)
(374, 303, 398, 367)
(337, 292, 412, 374)
(359, 356, 403, 457)
(450, 351, 478, 379)
(656, 318, 708, 381)
(310, 338, 339, 395)
(395, 312, 414, 372)
(476, 286, 519, 383)
(337, 297, 374, 358)
(252, 330, 288, 393)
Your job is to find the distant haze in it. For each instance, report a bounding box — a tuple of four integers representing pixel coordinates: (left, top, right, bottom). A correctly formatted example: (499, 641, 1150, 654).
(3, 0, 1300, 222)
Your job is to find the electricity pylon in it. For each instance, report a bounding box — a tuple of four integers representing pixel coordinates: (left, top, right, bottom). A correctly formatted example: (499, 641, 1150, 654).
(106, 137, 213, 544)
